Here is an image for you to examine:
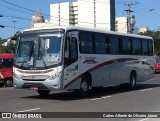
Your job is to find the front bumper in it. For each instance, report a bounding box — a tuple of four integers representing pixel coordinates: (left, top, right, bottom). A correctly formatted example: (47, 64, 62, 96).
(13, 75, 63, 91)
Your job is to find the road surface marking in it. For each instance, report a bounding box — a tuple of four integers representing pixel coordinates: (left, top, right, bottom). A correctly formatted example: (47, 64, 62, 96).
(139, 88, 153, 92)
(91, 96, 111, 101)
(17, 108, 40, 112)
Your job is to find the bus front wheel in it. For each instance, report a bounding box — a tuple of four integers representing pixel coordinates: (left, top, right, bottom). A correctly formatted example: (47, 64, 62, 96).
(78, 76, 90, 97)
(37, 90, 50, 96)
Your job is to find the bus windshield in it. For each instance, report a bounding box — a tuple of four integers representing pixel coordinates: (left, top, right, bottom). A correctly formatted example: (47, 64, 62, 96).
(14, 32, 64, 69)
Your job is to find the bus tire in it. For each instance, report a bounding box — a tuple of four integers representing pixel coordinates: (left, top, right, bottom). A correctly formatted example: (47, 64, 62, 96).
(4, 78, 13, 87)
(129, 72, 137, 89)
(78, 76, 90, 97)
(37, 90, 50, 96)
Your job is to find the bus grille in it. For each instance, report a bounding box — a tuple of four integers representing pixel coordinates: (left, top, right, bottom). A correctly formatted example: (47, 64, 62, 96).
(22, 79, 46, 81)
(22, 83, 48, 90)
(17, 69, 53, 74)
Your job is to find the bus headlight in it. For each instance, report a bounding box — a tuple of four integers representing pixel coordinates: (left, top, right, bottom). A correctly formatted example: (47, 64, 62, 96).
(48, 72, 61, 80)
(14, 73, 20, 79)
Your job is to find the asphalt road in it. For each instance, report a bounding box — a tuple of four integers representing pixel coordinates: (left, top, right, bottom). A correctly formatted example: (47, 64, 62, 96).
(0, 74, 160, 121)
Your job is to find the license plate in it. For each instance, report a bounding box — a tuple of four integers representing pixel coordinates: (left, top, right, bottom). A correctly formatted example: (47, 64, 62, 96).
(30, 87, 38, 90)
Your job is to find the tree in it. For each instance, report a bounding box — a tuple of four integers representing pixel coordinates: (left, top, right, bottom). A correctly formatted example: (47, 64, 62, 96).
(139, 30, 160, 55)
(0, 34, 18, 53)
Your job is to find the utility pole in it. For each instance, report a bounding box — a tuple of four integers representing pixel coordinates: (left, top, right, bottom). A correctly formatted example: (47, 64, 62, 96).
(124, 2, 138, 34)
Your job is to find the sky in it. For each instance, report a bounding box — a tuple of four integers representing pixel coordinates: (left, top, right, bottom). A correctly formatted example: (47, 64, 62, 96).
(0, 0, 160, 39)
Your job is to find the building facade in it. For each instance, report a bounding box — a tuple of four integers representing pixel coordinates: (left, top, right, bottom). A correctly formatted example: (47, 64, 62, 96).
(50, 2, 78, 26)
(115, 16, 137, 34)
(50, 0, 115, 31)
(115, 17, 128, 33)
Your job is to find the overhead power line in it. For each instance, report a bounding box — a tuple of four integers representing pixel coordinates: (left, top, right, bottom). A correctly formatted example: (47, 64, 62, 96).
(0, 25, 5, 28)
(1, 13, 31, 21)
(1, 25, 24, 29)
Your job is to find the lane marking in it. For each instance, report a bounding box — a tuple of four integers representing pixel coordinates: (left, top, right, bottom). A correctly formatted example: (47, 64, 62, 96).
(91, 96, 111, 101)
(17, 108, 40, 112)
(139, 88, 153, 92)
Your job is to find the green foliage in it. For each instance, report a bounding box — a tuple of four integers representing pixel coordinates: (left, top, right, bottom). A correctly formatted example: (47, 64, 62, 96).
(0, 34, 18, 54)
(139, 30, 160, 55)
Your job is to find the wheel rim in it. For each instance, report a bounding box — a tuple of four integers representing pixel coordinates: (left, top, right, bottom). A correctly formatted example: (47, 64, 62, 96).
(81, 81, 88, 92)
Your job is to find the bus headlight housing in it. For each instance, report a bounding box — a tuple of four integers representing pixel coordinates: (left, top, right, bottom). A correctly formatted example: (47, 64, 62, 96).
(14, 73, 20, 79)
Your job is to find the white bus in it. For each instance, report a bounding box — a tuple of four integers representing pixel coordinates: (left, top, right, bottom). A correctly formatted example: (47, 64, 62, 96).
(13, 26, 155, 97)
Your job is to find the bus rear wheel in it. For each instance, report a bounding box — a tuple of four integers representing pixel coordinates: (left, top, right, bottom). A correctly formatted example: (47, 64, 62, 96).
(37, 90, 50, 96)
(129, 72, 137, 89)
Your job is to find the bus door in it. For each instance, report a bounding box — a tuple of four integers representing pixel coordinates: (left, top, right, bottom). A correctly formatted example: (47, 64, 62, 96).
(63, 31, 80, 89)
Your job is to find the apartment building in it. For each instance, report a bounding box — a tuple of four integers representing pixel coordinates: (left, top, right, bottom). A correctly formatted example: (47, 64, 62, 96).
(50, 0, 115, 31)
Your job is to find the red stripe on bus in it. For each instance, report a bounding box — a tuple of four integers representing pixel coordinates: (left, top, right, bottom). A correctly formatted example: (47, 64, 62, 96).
(64, 58, 138, 89)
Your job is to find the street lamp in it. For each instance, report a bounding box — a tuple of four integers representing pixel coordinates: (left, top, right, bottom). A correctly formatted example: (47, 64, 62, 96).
(13, 20, 16, 35)
(149, 9, 155, 12)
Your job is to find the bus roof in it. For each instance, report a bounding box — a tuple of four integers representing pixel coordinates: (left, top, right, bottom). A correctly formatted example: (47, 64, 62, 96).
(22, 26, 153, 40)
(0, 53, 14, 59)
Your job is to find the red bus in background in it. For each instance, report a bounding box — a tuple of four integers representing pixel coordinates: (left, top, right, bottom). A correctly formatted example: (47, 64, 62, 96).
(0, 54, 14, 87)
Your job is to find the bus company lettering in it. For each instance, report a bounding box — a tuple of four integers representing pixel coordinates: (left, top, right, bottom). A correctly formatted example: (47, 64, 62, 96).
(83, 57, 97, 64)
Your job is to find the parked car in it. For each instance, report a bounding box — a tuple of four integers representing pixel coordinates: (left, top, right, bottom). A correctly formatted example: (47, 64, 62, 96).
(0, 53, 14, 87)
(155, 56, 160, 74)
